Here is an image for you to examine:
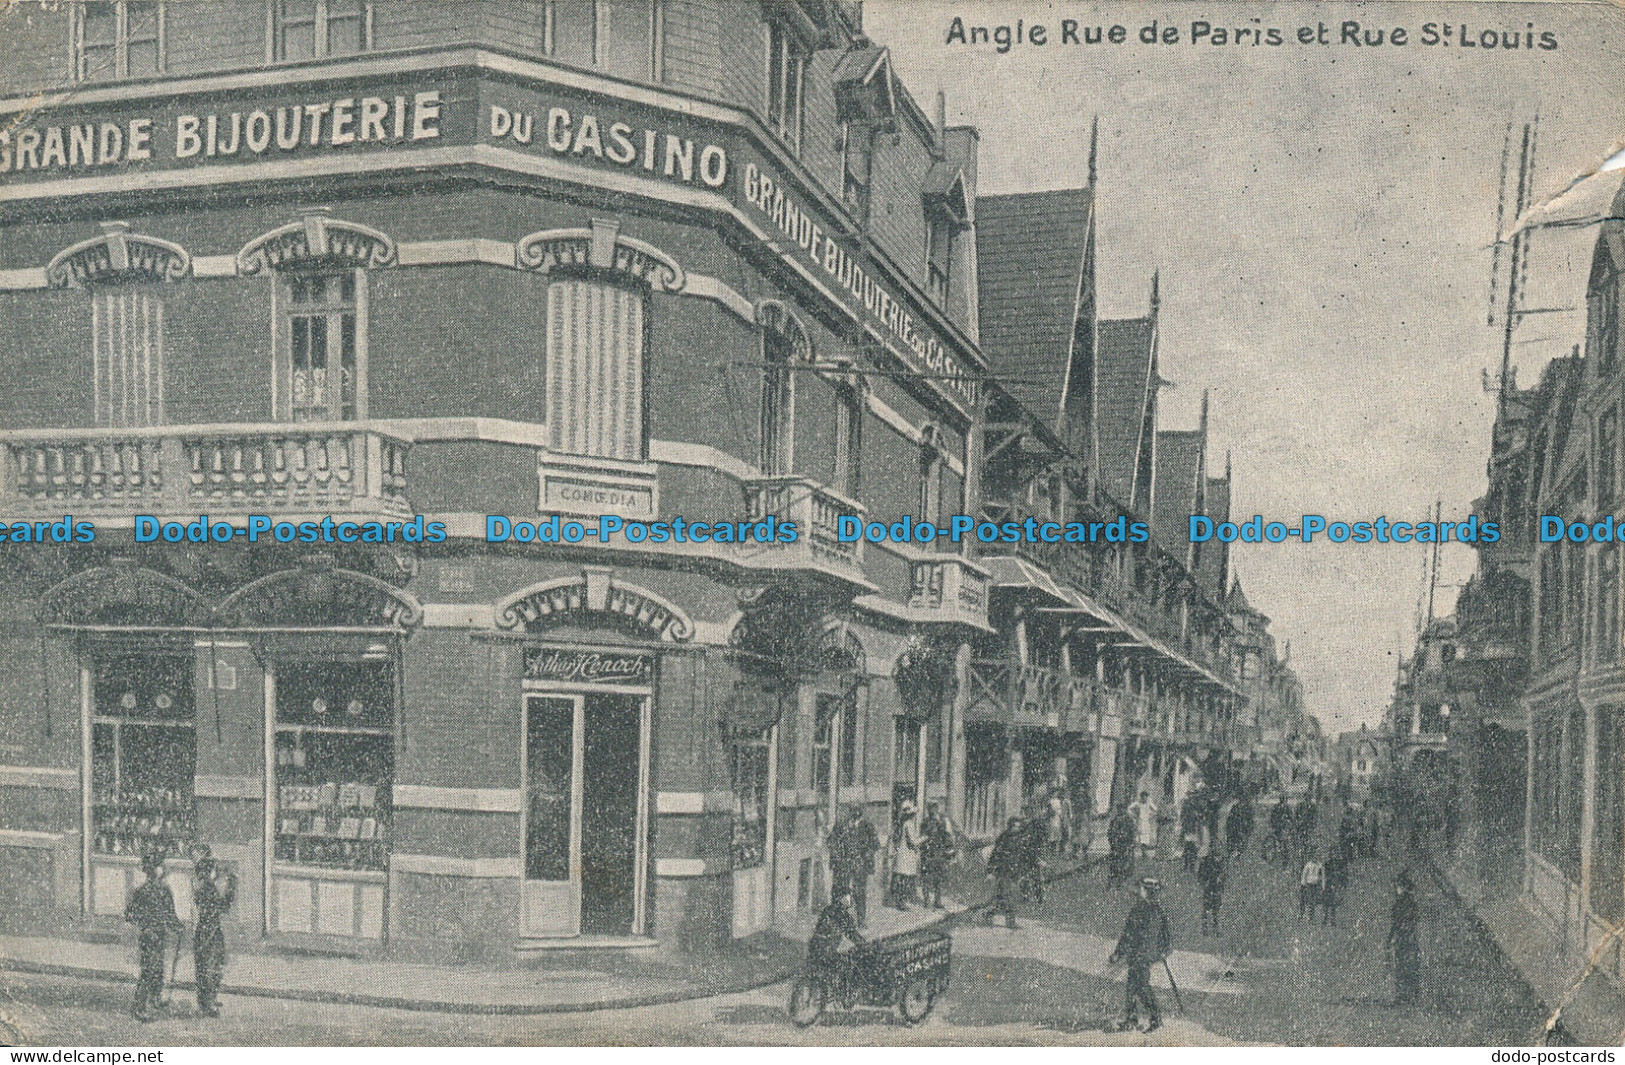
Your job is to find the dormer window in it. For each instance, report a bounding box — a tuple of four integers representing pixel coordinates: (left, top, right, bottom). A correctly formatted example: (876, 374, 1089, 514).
(1597, 259, 1620, 375)
(766, 19, 806, 154)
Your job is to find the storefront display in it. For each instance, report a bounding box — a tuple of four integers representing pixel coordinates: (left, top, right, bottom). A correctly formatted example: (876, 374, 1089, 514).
(271, 659, 394, 873)
(90, 651, 197, 859)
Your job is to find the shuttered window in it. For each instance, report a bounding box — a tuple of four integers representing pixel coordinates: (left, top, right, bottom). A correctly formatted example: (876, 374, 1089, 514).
(92, 289, 165, 428)
(546, 277, 645, 460)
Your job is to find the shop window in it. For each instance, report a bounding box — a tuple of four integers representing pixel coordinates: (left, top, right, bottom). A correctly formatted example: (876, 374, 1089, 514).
(731, 729, 772, 869)
(272, 660, 394, 872)
(91, 652, 196, 859)
(548, 0, 663, 81)
(75, 1, 164, 82)
(760, 326, 796, 476)
(271, 0, 371, 62)
(765, 19, 805, 154)
(546, 275, 646, 460)
(280, 271, 362, 422)
(926, 213, 954, 306)
(91, 287, 166, 427)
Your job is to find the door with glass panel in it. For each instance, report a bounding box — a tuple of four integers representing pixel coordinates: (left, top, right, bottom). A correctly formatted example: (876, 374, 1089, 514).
(521, 694, 583, 937)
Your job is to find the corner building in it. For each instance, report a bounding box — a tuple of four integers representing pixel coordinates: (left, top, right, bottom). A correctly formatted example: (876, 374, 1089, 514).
(0, 0, 993, 956)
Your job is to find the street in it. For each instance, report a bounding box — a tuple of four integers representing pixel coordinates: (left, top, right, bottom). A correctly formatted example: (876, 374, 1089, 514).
(0, 829, 1548, 1046)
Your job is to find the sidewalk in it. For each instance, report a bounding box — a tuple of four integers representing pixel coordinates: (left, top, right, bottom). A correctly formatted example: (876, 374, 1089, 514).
(1433, 868, 1625, 1046)
(0, 931, 801, 1016)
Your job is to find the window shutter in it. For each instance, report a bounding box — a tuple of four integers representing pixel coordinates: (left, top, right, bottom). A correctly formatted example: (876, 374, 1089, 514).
(547, 278, 644, 460)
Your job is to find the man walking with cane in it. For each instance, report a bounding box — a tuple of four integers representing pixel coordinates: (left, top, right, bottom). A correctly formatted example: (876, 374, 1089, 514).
(1109, 876, 1172, 1033)
(124, 851, 183, 1021)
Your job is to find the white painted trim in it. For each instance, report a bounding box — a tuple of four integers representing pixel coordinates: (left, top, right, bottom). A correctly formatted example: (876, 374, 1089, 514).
(191, 254, 237, 278)
(683, 273, 755, 322)
(391, 854, 522, 878)
(420, 603, 497, 629)
(397, 238, 517, 269)
(0, 829, 66, 848)
(654, 791, 735, 815)
(194, 775, 261, 800)
(653, 857, 718, 877)
(648, 440, 758, 480)
(0, 268, 47, 290)
(0, 766, 78, 790)
(393, 784, 522, 813)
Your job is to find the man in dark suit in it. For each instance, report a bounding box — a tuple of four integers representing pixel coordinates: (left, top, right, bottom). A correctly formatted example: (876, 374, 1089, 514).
(985, 816, 1024, 929)
(827, 806, 879, 926)
(124, 851, 183, 1021)
(191, 849, 237, 1017)
(1109, 877, 1173, 1033)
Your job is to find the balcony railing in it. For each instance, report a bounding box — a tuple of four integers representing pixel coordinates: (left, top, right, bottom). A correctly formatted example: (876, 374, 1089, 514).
(967, 659, 1108, 734)
(742, 475, 865, 578)
(2, 426, 412, 516)
(909, 554, 990, 628)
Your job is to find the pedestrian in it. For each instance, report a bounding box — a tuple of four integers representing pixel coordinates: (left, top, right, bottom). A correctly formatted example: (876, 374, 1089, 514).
(1046, 794, 1067, 858)
(1322, 849, 1348, 927)
(919, 802, 955, 909)
(1387, 869, 1422, 1004)
(1226, 793, 1255, 859)
(1298, 855, 1325, 921)
(1108, 877, 1172, 1033)
(888, 800, 921, 910)
(986, 816, 1024, 929)
(1129, 789, 1160, 861)
(828, 807, 879, 926)
(1267, 797, 1290, 865)
(1180, 794, 1204, 873)
(1108, 805, 1137, 888)
(123, 851, 183, 1021)
(1019, 812, 1048, 903)
(191, 848, 237, 1017)
(1197, 851, 1225, 936)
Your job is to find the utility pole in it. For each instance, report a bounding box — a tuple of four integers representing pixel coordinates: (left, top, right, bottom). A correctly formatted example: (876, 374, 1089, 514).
(1426, 499, 1443, 626)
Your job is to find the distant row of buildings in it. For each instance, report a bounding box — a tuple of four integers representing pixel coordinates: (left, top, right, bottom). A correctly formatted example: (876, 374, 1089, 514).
(0, 0, 1308, 962)
(1372, 179, 1625, 1031)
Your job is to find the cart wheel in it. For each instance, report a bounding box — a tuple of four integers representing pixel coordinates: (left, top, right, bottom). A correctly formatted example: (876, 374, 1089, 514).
(899, 976, 936, 1025)
(788, 977, 827, 1028)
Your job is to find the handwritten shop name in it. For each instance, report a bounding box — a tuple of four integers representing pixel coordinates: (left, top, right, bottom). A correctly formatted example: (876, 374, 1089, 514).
(0, 90, 443, 174)
(524, 648, 653, 684)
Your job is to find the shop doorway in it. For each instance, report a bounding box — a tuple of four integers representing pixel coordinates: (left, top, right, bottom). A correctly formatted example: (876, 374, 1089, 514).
(521, 689, 650, 939)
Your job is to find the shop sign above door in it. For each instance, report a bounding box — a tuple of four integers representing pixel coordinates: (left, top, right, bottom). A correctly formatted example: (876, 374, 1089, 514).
(523, 647, 653, 686)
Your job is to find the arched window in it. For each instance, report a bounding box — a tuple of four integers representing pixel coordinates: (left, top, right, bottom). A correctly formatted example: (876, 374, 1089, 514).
(237, 208, 396, 424)
(756, 301, 811, 476)
(919, 423, 945, 525)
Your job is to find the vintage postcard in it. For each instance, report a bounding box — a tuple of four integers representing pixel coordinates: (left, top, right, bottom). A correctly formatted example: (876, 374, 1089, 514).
(0, 0, 1622, 1049)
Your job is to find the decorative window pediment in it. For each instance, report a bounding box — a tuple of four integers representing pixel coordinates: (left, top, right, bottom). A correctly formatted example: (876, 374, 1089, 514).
(237, 207, 397, 276)
(756, 299, 814, 362)
(517, 218, 685, 292)
(47, 222, 191, 288)
(214, 555, 422, 629)
(38, 560, 210, 628)
(495, 567, 694, 641)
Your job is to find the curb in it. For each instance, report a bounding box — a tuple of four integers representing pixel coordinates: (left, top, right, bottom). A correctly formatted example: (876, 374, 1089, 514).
(0, 953, 802, 1017)
(0, 863, 1068, 1016)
